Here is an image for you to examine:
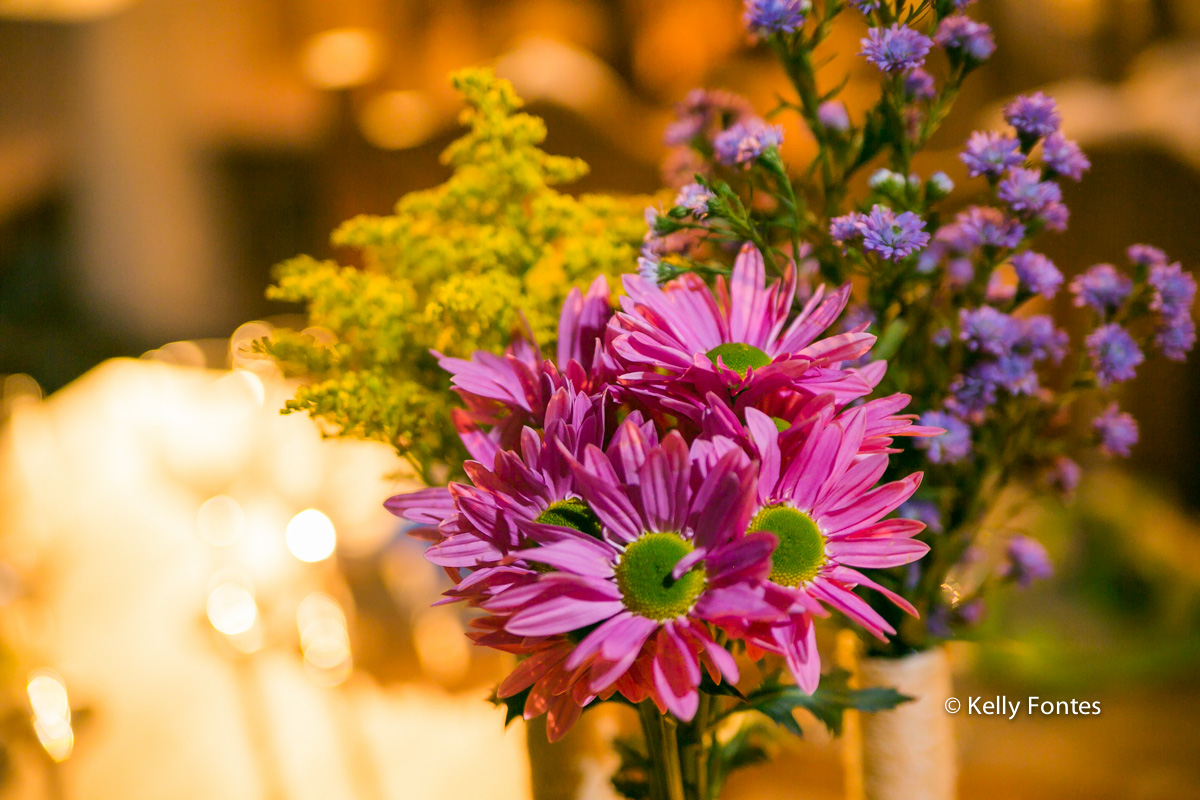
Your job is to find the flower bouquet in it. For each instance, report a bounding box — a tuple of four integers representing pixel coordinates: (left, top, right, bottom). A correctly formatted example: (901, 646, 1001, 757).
(261, 1, 1198, 798)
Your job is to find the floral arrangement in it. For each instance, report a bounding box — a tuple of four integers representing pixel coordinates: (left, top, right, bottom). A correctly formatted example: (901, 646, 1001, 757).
(264, 0, 1198, 797)
(387, 244, 936, 798)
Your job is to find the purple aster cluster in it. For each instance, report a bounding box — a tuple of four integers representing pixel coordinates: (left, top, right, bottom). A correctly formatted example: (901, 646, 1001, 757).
(830, 205, 929, 260)
(860, 25, 933, 73)
(391, 244, 936, 736)
(1094, 403, 1138, 457)
(997, 167, 1064, 219)
(1086, 324, 1144, 386)
(1004, 92, 1061, 143)
(1070, 263, 1132, 314)
(904, 69, 937, 100)
(1042, 132, 1090, 181)
(1000, 536, 1053, 587)
(955, 206, 1025, 249)
(934, 15, 995, 65)
(674, 182, 714, 219)
(916, 411, 972, 464)
(663, 88, 755, 147)
(743, 0, 810, 36)
(1011, 251, 1063, 298)
(1146, 258, 1197, 360)
(817, 99, 850, 132)
(713, 116, 784, 167)
(961, 131, 1024, 179)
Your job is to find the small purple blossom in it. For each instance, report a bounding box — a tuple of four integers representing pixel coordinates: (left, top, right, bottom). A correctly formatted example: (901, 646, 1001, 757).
(1048, 456, 1081, 497)
(898, 500, 943, 534)
(956, 206, 1025, 249)
(979, 354, 1039, 395)
(859, 205, 930, 260)
(933, 327, 953, 347)
(916, 410, 972, 464)
(960, 307, 1019, 356)
(848, 0, 881, 12)
(946, 257, 974, 288)
(1094, 403, 1138, 457)
(1017, 315, 1068, 363)
(903, 69, 937, 100)
(1086, 324, 1143, 386)
(860, 24, 933, 73)
(1042, 133, 1090, 181)
(743, 0, 810, 35)
(1011, 251, 1063, 298)
(998, 167, 1063, 217)
(1070, 263, 1132, 314)
(1002, 536, 1053, 587)
(817, 100, 850, 132)
(674, 182, 713, 219)
(1004, 92, 1061, 141)
(1040, 201, 1070, 232)
(664, 89, 754, 146)
(1127, 244, 1168, 268)
(1156, 313, 1196, 361)
(948, 370, 997, 414)
(934, 15, 995, 63)
(1148, 261, 1196, 318)
(830, 212, 865, 244)
(712, 117, 784, 167)
(960, 131, 1024, 179)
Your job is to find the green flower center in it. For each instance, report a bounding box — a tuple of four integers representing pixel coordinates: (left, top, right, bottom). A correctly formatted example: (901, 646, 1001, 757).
(535, 498, 602, 538)
(771, 416, 791, 433)
(615, 532, 706, 620)
(750, 505, 826, 587)
(704, 342, 772, 378)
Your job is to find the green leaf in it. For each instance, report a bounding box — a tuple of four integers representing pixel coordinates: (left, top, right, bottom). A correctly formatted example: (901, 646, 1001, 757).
(488, 686, 530, 728)
(745, 669, 911, 737)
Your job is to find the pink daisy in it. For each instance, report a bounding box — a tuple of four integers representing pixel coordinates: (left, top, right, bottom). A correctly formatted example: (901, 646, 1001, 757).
(730, 405, 929, 691)
(608, 243, 876, 422)
(489, 422, 782, 721)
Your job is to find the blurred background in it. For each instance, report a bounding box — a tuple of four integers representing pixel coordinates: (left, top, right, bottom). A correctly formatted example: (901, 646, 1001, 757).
(1, 0, 1200, 798)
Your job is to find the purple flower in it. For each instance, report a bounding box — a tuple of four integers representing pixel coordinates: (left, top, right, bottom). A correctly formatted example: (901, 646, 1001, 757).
(860, 25, 933, 73)
(1042, 133, 1090, 181)
(947, 371, 997, 413)
(713, 117, 784, 167)
(743, 0, 810, 34)
(1002, 536, 1053, 587)
(903, 69, 937, 100)
(946, 257, 975, 289)
(675, 182, 713, 219)
(1070, 263, 1132, 314)
(916, 410, 972, 464)
(1040, 201, 1070, 232)
(961, 131, 1024, 179)
(849, 0, 881, 12)
(934, 15, 995, 63)
(1048, 456, 1081, 497)
(1017, 315, 1068, 363)
(1004, 92, 1061, 141)
(979, 354, 1038, 395)
(1127, 244, 1168, 268)
(898, 500, 943, 534)
(830, 212, 865, 244)
(1094, 403, 1138, 457)
(1148, 261, 1196, 318)
(998, 168, 1063, 217)
(956, 206, 1025, 249)
(817, 100, 850, 132)
(1156, 313, 1196, 361)
(664, 89, 755, 146)
(859, 205, 930, 260)
(1086, 324, 1143, 386)
(1012, 251, 1063, 298)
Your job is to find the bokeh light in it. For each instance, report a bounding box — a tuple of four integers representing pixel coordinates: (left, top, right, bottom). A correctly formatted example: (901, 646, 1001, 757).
(196, 495, 246, 547)
(300, 27, 384, 90)
(286, 509, 337, 562)
(206, 580, 258, 636)
(27, 670, 73, 762)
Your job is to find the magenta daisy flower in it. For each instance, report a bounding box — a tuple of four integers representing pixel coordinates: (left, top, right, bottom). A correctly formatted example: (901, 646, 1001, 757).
(491, 424, 781, 720)
(730, 406, 929, 691)
(609, 243, 875, 422)
(436, 275, 614, 463)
